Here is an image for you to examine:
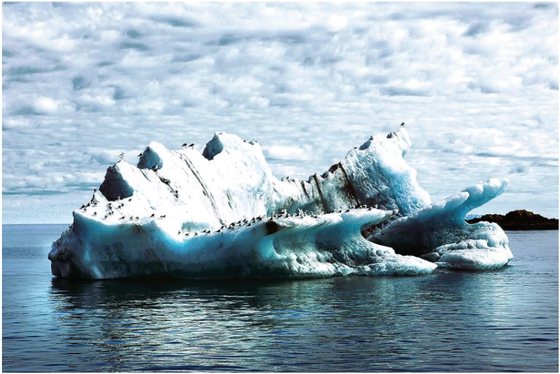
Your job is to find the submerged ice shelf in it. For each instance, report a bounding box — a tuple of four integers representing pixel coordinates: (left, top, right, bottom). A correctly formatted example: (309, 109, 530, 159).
(49, 126, 513, 279)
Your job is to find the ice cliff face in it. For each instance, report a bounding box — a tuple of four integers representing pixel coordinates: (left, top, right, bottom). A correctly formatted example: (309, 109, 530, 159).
(49, 127, 512, 280)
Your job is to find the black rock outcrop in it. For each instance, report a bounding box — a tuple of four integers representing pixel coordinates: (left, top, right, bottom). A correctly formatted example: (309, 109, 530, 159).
(467, 210, 558, 230)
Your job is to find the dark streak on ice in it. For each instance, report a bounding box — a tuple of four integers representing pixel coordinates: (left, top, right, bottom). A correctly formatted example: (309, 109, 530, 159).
(182, 156, 222, 221)
(301, 180, 310, 198)
(312, 173, 329, 213)
(337, 162, 360, 208)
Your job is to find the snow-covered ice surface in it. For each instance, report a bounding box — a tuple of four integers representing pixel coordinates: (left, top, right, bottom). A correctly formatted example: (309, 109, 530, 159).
(49, 127, 511, 279)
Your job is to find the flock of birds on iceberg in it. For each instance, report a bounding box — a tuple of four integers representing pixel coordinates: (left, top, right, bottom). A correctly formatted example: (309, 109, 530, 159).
(79, 192, 380, 235)
(49, 124, 513, 280)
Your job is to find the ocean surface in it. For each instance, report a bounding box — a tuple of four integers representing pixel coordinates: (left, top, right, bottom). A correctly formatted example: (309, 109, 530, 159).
(2, 224, 558, 372)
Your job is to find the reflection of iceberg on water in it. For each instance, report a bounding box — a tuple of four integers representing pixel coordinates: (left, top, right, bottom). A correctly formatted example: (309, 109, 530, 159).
(49, 126, 513, 280)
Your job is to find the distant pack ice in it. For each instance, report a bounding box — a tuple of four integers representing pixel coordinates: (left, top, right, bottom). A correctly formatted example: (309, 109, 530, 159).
(49, 127, 512, 279)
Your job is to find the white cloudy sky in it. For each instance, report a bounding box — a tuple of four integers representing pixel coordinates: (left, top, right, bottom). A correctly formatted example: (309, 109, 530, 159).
(2, 2, 558, 224)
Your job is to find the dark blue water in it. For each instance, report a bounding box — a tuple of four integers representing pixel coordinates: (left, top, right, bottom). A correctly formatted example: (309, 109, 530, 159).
(3, 225, 558, 372)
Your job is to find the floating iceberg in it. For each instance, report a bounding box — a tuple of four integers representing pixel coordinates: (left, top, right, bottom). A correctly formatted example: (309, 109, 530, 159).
(49, 126, 512, 279)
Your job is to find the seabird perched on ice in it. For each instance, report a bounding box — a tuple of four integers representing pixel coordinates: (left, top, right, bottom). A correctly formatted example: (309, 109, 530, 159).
(401, 122, 405, 127)
(119, 152, 125, 160)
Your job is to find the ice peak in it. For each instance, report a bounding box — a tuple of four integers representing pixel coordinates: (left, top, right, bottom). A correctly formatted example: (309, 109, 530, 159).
(202, 132, 263, 161)
(137, 141, 168, 170)
(202, 133, 225, 160)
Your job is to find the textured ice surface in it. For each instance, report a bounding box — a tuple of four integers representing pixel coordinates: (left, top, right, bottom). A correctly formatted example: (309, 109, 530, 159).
(49, 127, 511, 279)
(371, 178, 513, 270)
(51, 209, 436, 279)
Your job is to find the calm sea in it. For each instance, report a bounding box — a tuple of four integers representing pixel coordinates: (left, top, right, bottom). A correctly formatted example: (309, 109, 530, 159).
(2, 224, 558, 372)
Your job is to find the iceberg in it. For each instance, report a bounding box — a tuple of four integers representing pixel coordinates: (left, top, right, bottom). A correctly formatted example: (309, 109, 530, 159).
(49, 126, 512, 279)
